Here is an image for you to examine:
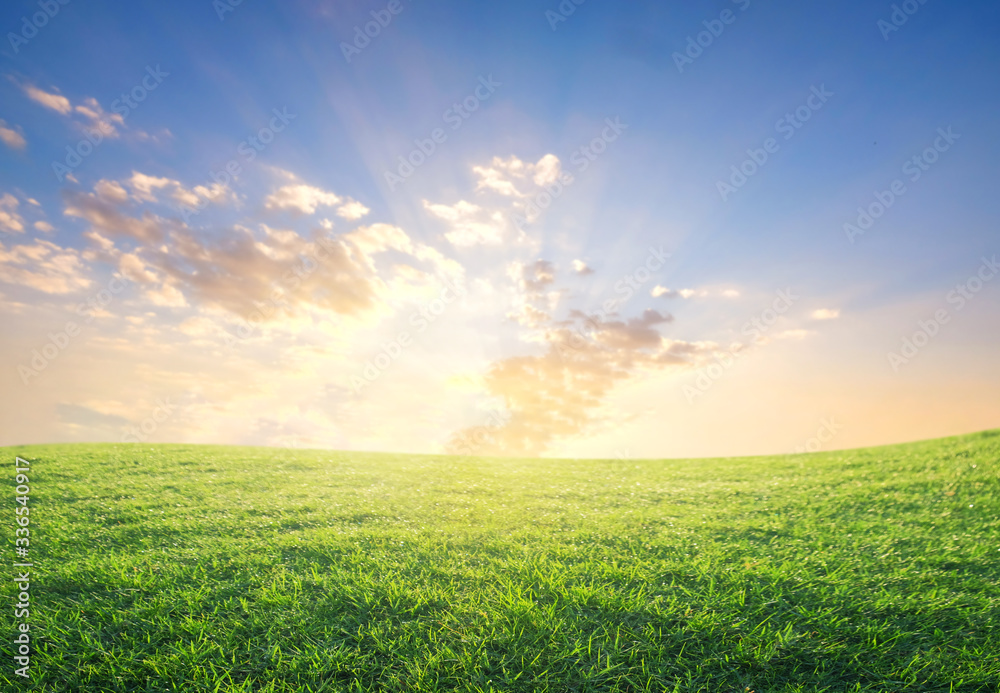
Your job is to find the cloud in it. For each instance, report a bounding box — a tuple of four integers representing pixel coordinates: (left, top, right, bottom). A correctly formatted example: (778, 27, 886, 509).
(95, 180, 130, 204)
(265, 184, 341, 214)
(0, 239, 92, 294)
(73, 97, 125, 138)
(145, 282, 188, 308)
(144, 222, 456, 321)
(572, 259, 594, 276)
(518, 259, 556, 294)
(20, 83, 140, 141)
(422, 153, 568, 247)
(62, 173, 462, 325)
(589, 309, 674, 350)
(507, 303, 551, 328)
(651, 285, 697, 299)
(774, 329, 815, 340)
(446, 266, 718, 456)
(336, 199, 370, 220)
(263, 177, 369, 220)
(118, 252, 158, 284)
(63, 184, 173, 244)
(811, 308, 841, 320)
(531, 154, 562, 186)
(34, 221, 55, 233)
(124, 172, 174, 202)
(423, 199, 505, 246)
(651, 286, 740, 299)
(262, 172, 370, 221)
(0, 121, 26, 150)
(123, 171, 235, 209)
(0, 193, 25, 234)
(472, 154, 563, 198)
(446, 306, 715, 457)
(23, 84, 72, 114)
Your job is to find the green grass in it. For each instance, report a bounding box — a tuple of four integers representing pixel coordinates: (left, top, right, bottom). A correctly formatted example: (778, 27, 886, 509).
(2, 431, 999, 692)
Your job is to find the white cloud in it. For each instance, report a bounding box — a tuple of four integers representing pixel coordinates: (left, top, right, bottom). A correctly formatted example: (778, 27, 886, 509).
(118, 253, 158, 284)
(145, 282, 188, 307)
(265, 184, 341, 214)
(73, 97, 125, 138)
(23, 84, 71, 114)
(472, 154, 564, 198)
(651, 286, 698, 299)
(34, 221, 55, 233)
(0, 193, 25, 234)
(572, 259, 594, 276)
(531, 154, 561, 186)
(21, 84, 145, 141)
(423, 199, 505, 246)
(336, 199, 370, 220)
(123, 171, 235, 209)
(125, 172, 174, 202)
(263, 177, 368, 221)
(811, 308, 841, 320)
(0, 239, 91, 294)
(0, 121, 26, 150)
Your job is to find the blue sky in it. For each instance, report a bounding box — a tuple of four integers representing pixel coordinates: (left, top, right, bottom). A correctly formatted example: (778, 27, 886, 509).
(1, 0, 998, 456)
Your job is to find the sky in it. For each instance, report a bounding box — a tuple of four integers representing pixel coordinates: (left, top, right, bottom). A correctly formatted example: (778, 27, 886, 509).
(1, 0, 998, 459)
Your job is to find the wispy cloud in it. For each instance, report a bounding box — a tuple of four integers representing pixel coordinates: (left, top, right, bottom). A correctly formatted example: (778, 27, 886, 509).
(0, 238, 92, 294)
(0, 193, 25, 234)
(0, 120, 27, 151)
(811, 308, 841, 320)
(23, 84, 72, 114)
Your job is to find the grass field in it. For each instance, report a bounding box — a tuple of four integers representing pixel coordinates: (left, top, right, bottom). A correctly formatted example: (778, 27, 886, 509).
(2, 431, 999, 692)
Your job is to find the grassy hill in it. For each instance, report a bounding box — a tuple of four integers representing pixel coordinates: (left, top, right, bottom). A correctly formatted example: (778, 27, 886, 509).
(3, 431, 999, 692)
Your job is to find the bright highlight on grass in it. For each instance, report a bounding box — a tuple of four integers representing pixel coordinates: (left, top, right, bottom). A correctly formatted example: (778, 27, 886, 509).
(3, 431, 998, 691)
